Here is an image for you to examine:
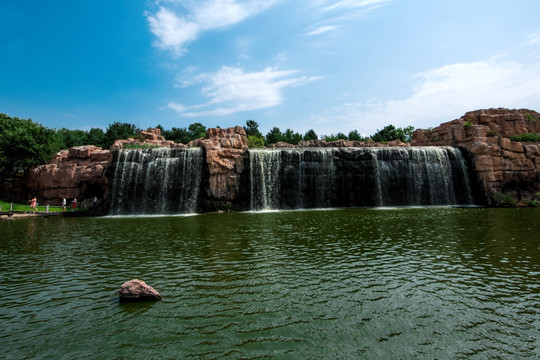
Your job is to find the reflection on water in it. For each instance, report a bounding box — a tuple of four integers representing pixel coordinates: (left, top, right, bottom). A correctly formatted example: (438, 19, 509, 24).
(0, 208, 539, 359)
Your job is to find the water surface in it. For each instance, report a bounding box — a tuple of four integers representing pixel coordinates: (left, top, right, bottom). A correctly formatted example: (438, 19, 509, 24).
(1, 208, 538, 359)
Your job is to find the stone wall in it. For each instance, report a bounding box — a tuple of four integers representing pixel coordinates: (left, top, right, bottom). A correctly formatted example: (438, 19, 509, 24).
(412, 108, 540, 205)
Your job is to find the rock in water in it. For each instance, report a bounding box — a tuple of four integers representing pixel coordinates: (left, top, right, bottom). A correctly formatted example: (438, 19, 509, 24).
(118, 279, 162, 302)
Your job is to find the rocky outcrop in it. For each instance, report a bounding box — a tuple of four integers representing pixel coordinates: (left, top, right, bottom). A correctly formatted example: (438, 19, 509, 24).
(25, 145, 112, 206)
(110, 128, 183, 151)
(412, 108, 540, 205)
(190, 127, 249, 210)
(118, 279, 161, 302)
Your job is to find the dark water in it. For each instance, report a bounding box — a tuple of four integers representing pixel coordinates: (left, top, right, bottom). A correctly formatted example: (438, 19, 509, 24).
(1, 208, 539, 359)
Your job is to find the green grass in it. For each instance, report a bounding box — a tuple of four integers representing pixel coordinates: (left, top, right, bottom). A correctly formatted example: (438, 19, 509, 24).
(0, 199, 64, 212)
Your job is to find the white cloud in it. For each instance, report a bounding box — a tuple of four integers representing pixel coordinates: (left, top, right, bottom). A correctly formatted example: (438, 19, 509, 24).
(305, 25, 341, 36)
(526, 33, 540, 45)
(322, 0, 390, 12)
(310, 59, 540, 136)
(169, 66, 321, 117)
(146, 0, 277, 55)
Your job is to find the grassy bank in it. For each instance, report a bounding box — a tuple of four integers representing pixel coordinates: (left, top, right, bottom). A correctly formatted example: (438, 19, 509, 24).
(0, 200, 64, 213)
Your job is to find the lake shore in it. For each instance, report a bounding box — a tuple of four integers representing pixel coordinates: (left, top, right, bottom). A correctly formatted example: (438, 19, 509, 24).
(0, 211, 66, 220)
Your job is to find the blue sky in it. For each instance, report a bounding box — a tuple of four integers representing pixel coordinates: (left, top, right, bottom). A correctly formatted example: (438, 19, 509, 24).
(1, 0, 540, 137)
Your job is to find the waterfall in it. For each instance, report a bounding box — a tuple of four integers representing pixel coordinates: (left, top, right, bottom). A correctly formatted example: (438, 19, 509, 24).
(248, 147, 474, 210)
(110, 147, 203, 215)
(249, 148, 337, 210)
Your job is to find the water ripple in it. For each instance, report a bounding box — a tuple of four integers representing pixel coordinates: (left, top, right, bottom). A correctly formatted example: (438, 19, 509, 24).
(1, 208, 539, 359)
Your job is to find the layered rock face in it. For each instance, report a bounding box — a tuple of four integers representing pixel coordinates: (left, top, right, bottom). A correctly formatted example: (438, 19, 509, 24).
(23, 108, 539, 210)
(191, 126, 249, 210)
(412, 108, 540, 205)
(25, 145, 112, 207)
(110, 128, 182, 151)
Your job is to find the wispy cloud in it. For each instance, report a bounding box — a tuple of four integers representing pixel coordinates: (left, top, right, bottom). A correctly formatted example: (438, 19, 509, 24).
(526, 33, 540, 45)
(321, 0, 391, 12)
(146, 0, 277, 55)
(169, 66, 322, 116)
(305, 25, 341, 36)
(310, 58, 540, 136)
(304, 0, 390, 37)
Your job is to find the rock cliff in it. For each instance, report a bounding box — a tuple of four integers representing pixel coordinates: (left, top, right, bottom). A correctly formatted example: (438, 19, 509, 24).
(22, 108, 540, 210)
(25, 145, 112, 207)
(190, 126, 249, 210)
(412, 108, 540, 205)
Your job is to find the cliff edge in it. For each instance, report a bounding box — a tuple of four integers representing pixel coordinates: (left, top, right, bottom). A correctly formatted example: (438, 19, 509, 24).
(412, 108, 540, 205)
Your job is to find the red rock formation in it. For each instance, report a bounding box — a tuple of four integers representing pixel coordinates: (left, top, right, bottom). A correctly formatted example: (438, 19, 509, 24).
(110, 128, 183, 151)
(25, 145, 112, 206)
(190, 126, 249, 210)
(412, 108, 540, 205)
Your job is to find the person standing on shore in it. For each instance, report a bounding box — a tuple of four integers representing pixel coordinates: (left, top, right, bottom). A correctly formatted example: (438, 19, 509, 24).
(29, 197, 37, 213)
(72, 198, 77, 211)
(61, 198, 66, 212)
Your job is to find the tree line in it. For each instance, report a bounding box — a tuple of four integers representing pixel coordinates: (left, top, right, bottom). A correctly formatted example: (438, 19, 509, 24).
(0, 113, 414, 179)
(244, 119, 414, 148)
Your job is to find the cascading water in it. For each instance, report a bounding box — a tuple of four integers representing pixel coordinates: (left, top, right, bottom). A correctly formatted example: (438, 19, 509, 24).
(109, 147, 203, 214)
(249, 149, 337, 210)
(249, 147, 474, 210)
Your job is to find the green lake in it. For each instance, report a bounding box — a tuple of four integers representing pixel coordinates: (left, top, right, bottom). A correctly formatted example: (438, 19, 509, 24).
(1, 207, 539, 359)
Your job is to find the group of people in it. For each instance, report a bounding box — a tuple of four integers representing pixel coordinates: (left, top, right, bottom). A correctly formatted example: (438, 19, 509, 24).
(61, 197, 77, 212)
(27, 196, 99, 213)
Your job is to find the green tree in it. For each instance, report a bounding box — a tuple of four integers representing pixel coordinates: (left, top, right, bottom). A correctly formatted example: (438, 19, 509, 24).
(244, 120, 263, 138)
(348, 130, 363, 141)
(322, 134, 338, 142)
(371, 125, 415, 143)
(56, 128, 88, 149)
(188, 122, 207, 141)
(0, 114, 59, 179)
(265, 127, 283, 145)
(167, 127, 191, 144)
(86, 128, 107, 148)
(303, 129, 318, 141)
(105, 122, 140, 148)
(283, 129, 303, 145)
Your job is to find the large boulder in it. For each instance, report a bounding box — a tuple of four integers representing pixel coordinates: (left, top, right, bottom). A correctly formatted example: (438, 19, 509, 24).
(118, 279, 162, 302)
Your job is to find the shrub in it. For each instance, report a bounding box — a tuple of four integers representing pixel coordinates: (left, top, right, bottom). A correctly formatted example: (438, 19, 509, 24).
(494, 192, 516, 207)
(464, 120, 473, 127)
(525, 113, 538, 122)
(509, 133, 540, 142)
(247, 135, 265, 148)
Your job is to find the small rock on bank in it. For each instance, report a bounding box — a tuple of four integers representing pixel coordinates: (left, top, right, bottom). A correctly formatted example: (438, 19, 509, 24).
(118, 279, 162, 302)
